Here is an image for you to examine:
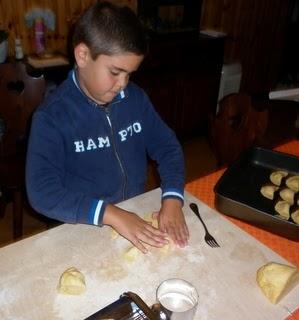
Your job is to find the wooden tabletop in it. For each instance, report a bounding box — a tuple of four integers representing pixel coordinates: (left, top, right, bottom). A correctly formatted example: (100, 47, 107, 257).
(186, 139, 299, 267)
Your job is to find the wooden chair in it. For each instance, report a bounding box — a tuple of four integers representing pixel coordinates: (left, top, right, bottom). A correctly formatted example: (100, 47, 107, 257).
(0, 61, 46, 239)
(209, 93, 268, 166)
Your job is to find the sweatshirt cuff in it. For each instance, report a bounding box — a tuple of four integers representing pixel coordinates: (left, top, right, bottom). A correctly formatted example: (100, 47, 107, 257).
(162, 188, 184, 205)
(90, 199, 108, 226)
(77, 198, 107, 226)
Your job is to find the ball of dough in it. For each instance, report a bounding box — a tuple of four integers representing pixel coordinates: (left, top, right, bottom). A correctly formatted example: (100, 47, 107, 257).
(260, 184, 279, 200)
(270, 171, 288, 186)
(57, 267, 86, 295)
(291, 210, 299, 225)
(279, 188, 296, 205)
(274, 200, 290, 220)
(256, 262, 299, 304)
(286, 176, 299, 192)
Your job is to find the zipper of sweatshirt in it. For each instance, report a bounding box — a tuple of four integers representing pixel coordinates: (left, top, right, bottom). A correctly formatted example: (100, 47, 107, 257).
(104, 107, 128, 201)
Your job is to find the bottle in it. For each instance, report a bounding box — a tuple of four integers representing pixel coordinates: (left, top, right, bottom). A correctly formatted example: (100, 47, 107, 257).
(15, 38, 24, 60)
(34, 18, 45, 56)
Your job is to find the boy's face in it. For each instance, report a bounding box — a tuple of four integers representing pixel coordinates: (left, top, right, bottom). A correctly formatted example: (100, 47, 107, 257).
(75, 44, 144, 105)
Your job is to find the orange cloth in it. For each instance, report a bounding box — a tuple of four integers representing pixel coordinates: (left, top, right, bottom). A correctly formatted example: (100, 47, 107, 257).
(285, 308, 299, 320)
(186, 140, 299, 267)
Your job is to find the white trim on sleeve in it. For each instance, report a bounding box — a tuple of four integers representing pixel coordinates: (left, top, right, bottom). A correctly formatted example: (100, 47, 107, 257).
(162, 191, 184, 201)
(93, 200, 103, 225)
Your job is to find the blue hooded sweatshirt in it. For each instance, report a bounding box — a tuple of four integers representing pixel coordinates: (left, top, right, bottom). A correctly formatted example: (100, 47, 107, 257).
(26, 69, 185, 226)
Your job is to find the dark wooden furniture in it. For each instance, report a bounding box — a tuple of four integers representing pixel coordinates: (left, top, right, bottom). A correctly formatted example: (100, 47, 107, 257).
(26, 63, 71, 86)
(209, 93, 268, 165)
(201, 0, 293, 94)
(0, 61, 46, 239)
(132, 32, 225, 140)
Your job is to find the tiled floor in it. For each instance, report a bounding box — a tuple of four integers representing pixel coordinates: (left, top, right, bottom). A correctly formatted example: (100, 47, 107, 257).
(0, 136, 217, 248)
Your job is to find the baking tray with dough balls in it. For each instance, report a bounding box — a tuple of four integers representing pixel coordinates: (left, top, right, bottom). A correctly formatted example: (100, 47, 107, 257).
(214, 147, 299, 240)
(260, 170, 299, 225)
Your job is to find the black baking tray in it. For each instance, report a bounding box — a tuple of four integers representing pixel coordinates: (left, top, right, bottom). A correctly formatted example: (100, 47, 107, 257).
(214, 146, 299, 241)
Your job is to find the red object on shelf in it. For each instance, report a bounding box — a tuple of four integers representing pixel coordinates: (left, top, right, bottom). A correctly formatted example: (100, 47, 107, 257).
(34, 18, 45, 56)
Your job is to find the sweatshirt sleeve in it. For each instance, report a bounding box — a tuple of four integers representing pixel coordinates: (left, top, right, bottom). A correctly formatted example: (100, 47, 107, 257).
(26, 111, 106, 225)
(141, 91, 185, 204)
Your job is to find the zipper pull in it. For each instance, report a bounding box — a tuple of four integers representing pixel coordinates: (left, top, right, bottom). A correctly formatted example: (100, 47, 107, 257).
(105, 108, 112, 127)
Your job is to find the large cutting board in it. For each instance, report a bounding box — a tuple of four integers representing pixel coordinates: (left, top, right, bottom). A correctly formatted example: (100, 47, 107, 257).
(0, 189, 298, 319)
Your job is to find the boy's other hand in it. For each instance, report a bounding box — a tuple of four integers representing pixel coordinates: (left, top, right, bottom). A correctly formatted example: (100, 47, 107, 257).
(103, 204, 168, 254)
(155, 198, 189, 248)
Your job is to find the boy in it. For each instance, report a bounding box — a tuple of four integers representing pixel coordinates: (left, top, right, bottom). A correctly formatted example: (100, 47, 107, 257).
(26, 2, 189, 253)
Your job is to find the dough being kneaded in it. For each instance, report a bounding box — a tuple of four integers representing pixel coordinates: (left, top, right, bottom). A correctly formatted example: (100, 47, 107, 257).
(256, 262, 299, 304)
(123, 246, 140, 262)
(57, 267, 86, 295)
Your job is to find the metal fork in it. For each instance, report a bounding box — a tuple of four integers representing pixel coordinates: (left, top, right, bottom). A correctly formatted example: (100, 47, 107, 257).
(189, 203, 220, 248)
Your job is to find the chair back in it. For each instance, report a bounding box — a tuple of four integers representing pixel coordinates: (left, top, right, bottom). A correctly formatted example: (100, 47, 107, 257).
(209, 93, 268, 165)
(0, 62, 45, 156)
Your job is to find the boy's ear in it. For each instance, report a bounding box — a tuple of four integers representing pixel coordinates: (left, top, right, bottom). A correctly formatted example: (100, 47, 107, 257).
(74, 43, 90, 67)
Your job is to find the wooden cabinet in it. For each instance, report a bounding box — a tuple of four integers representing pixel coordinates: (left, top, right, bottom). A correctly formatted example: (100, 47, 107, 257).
(132, 32, 225, 140)
(200, 0, 293, 94)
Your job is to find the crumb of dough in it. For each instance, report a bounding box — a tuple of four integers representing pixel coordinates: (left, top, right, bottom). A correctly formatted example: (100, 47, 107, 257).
(110, 228, 119, 240)
(123, 246, 140, 262)
(57, 267, 86, 295)
(256, 262, 299, 304)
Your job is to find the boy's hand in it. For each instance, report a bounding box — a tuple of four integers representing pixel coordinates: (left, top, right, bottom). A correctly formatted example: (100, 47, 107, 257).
(154, 198, 189, 248)
(102, 204, 168, 253)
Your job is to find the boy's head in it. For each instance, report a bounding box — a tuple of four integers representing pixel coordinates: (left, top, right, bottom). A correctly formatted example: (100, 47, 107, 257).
(72, 1, 148, 60)
(72, 2, 147, 105)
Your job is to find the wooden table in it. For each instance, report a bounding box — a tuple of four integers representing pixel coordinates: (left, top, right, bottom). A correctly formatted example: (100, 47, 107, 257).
(0, 141, 298, 320)
(186, 139, 299, 268)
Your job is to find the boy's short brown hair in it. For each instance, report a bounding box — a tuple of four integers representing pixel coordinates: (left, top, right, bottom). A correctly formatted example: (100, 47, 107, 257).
(72, 1, 148, 59)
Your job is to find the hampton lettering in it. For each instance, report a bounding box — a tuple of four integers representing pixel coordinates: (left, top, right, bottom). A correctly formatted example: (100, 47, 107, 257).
(74, 122, 142, 152)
